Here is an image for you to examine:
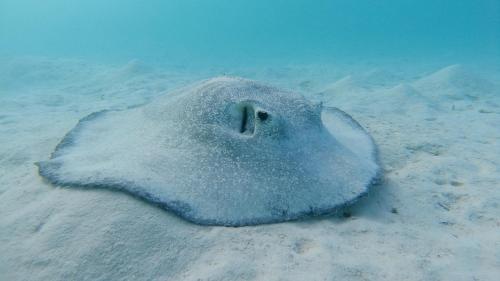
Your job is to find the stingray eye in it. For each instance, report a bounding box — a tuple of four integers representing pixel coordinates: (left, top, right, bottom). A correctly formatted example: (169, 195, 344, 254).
(239, 105, 255, 135)
(257, 111, 268, 121)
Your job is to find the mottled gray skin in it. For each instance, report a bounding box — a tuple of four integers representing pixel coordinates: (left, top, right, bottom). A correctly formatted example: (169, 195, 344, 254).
(38, 77, 379, 226)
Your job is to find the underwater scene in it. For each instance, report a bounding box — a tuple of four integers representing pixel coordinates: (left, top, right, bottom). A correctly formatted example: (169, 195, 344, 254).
(1, 1, 499, 280)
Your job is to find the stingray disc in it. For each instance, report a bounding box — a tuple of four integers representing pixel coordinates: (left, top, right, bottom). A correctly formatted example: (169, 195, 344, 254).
(37, 77, 380, 226)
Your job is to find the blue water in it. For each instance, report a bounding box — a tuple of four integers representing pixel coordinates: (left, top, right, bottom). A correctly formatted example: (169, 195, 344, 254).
(1, 0, 499, 66)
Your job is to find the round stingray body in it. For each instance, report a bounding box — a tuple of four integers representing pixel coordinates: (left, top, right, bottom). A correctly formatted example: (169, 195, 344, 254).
(37, 77, 380, 226)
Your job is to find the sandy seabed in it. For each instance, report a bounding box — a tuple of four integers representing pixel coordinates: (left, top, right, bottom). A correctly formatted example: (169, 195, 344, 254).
(0, 57, 499, 281)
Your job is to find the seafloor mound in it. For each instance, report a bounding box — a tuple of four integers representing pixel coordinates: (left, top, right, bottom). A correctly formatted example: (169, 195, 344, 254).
(2, 59, 499, 280)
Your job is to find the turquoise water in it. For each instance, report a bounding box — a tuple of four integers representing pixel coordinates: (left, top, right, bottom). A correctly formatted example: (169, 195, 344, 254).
(1, 0, 499, 65)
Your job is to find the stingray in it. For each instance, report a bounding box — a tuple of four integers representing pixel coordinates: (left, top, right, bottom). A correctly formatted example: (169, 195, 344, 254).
(37, 77, 380, 226)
